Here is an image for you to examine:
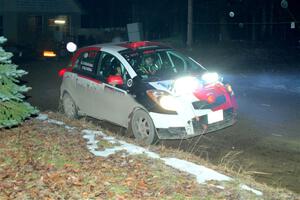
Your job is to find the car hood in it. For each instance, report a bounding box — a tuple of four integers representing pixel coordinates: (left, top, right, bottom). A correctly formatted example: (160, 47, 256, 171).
(148, 78, 237, 111)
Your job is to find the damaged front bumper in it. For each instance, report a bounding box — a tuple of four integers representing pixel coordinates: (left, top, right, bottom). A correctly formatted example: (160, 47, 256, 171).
(150, 108, 237, 140)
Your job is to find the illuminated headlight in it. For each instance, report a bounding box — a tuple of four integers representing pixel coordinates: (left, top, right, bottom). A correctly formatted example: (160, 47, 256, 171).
(201, 72, 219, 83)
(225, 84, 234, 96)
(147, 90, 179, 111)
(159, 95, 179, 111)
(173, 76, 199, 94)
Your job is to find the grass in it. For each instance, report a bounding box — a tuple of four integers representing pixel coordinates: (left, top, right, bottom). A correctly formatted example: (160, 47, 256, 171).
(96, 137, 121, 150)
(0, 113, 299, 199)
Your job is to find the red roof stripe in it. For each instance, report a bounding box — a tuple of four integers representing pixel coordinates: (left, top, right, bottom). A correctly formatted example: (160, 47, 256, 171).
(119, 41, 162, 49)
(71, 46, 101, 67)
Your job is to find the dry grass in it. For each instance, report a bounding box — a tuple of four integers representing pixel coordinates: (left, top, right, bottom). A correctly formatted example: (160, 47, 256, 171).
(1, 113, 299, 199)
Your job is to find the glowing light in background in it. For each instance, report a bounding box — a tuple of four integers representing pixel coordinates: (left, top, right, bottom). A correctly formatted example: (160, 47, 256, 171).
(54, 19, 66, 25)
(66, 42, 77, 52)
(43, 51, 56, 57)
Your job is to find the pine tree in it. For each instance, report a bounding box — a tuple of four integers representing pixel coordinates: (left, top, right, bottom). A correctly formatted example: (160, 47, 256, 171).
(0, 36, 38, 128)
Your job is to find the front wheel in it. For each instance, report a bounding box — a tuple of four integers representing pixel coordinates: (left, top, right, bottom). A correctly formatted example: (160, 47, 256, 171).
(129, 109, 158, 145)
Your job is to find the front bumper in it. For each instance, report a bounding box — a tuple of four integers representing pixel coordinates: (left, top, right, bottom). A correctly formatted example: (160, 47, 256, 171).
(151, 108, 237, 140)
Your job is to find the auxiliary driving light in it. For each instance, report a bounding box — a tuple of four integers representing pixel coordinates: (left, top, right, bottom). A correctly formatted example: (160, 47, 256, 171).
(207, 95, 216, 104)
(201, 72, 219, 84)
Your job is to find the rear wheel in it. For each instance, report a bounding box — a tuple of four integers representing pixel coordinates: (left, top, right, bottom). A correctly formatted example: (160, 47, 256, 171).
(62, 93, 78, 119)
(129, 109, 158, 145)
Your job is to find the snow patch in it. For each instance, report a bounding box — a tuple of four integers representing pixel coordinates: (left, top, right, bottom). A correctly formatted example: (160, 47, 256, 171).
(37, 118, 263, 196)
(36, 114, 64, 125)
(216, 185, 225, 190)
(37, 114, 75, 131)
(82, 129, 107, 137)
(47, 119, 65, 126)
(82, 129, 160, 159)
(240, 184, 263, 196)
(64, 125, 76, 131)
(81, 129, 262, 196)
(36, 114, 48, 121)
(162, 157, 232, 183)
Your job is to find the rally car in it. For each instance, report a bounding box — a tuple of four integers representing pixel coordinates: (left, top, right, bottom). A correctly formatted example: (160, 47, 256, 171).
(59, 41, 237, 144)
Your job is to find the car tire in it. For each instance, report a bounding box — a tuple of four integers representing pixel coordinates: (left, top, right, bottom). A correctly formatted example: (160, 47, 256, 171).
(62, 93, 78, 119)
(129, 109, 158, 145)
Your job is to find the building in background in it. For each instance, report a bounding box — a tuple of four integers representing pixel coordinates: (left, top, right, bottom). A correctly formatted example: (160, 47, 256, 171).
(0, 0, 82, 51)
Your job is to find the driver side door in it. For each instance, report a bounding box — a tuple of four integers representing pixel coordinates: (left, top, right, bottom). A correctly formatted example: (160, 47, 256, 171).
(93, 51, 139, 127)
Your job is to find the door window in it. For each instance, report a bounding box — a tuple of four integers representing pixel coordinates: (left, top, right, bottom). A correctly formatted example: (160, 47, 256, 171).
(167, 51, 187, 72)
(97, 52, 129, 84)
(74, 50, 98, 76)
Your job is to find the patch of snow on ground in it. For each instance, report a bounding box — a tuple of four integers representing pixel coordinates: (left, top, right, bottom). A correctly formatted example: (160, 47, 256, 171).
(162, 157, 232, 183)
(82, 130, 160, 159)
(36, 114, 75, 131)
(240, 184, 263, 196)
(36, 114, 48, 121)
(82, 129, 107, 137)
(64, 125, 76, 131)
(36, 117, 263, 196)
(47, 119, 65, 126)
(82, 129, 262, 196)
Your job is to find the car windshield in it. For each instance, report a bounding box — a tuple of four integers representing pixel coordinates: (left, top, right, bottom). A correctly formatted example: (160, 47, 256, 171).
(121, 49, 206, 80)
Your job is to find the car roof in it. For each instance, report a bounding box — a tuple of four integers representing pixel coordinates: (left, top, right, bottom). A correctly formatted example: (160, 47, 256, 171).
(80, 41, 170, 52)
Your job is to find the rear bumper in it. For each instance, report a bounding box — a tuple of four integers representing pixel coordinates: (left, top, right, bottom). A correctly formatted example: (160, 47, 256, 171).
(151, 108, 237, 140)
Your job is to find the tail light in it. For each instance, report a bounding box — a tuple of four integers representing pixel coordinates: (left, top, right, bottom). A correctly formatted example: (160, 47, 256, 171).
(59, 68, 72, 77)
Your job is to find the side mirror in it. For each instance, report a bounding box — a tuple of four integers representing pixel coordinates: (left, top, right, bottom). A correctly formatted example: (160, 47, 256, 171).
(107, 75, 124, 85)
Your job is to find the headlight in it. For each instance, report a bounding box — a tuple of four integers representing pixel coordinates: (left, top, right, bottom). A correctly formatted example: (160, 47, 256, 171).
(159, 95, 179, 111)
(147, 90, 179, 111)
(225, 84, 234, 96)
(173, 76, 199, 94)
(201, 72, 219, 84)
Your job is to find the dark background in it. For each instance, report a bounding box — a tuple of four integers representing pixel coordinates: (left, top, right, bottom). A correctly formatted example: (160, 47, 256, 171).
(1, 0, 300, 193)
(78, 0, 300, 45)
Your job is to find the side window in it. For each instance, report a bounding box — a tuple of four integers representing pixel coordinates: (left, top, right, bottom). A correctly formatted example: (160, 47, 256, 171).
(157, 51, 172, 70)
(168, 52, 187, 72)
(73, 55, 82, 69)
(73, 50, 98, 75)
(97, 52, 128, 83)
(80, 51, 97, 74)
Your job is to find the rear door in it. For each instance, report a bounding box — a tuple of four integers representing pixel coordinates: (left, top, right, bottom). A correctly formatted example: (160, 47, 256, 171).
(72, 50, 100, 115)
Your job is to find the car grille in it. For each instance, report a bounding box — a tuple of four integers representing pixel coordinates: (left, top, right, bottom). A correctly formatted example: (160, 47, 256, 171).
(192, 95, 226, 110)
(192, 108, 236, 134)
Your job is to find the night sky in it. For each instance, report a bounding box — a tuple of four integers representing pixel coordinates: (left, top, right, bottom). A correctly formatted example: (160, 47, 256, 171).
(77, 0, 300, 43)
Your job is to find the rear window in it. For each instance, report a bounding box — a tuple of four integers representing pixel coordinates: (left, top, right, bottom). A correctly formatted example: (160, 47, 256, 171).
(74, 51, 98, 75)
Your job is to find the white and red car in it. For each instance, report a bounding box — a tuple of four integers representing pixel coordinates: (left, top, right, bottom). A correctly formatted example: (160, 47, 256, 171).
(59, 41, 237, 144)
